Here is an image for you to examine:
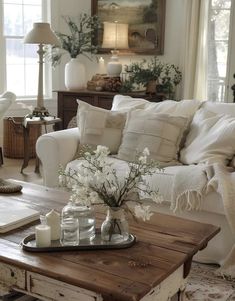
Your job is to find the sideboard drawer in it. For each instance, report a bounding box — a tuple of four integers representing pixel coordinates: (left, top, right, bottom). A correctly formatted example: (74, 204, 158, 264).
(0, 262, 26, 290)
(97, 97, 113, 110)
(27, 272, 102, 301)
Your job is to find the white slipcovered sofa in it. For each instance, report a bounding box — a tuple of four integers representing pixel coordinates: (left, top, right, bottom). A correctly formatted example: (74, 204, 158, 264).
(36, 95, 235, 267)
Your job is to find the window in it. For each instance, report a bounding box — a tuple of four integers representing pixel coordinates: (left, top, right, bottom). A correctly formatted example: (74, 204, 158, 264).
(207, 0, 232, 102)
(1, 0, 51, 98)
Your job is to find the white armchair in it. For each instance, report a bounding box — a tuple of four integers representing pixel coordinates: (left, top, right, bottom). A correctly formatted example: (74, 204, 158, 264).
(36, 127, 80, 187)
(0, 91, 16, 165)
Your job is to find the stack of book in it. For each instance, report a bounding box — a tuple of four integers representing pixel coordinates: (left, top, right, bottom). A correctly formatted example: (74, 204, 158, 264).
(0, 198, 40, 233)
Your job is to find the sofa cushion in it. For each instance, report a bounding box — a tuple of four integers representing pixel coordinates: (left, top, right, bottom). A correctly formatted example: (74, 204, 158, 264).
(117, 109, 189, 163)
(200, 101, 235, 117)
(200, 102, 235, 168)
(111, 94, 147, 111)
(66, 157, 224, 216)
(143, 99, 201, 118)
(180, 108, 235, 165)
(77, 100, 126, 154)
(66, 156, 174, 201)
(112, 95, 201, 119)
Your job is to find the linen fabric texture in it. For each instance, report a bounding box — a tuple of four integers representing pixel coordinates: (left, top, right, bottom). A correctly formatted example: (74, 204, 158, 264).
(112, 95, 201, 118)
(180, 108, 235, 165)
(117, 109, 189, 163)
(111, 95, 148, 111)
(77, 100, 126, 154)
(143, 99, 201, 118)
(77, 96, 200, 160)
(202, 101, 235, 168)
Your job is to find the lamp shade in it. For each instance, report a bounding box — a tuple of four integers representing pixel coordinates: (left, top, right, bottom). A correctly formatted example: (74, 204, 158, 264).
(102, 22, 129, 49)
(24, 23, 60, 46)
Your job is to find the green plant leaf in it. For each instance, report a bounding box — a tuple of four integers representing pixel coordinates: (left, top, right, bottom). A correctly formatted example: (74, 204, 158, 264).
(46, 14, 100, 67)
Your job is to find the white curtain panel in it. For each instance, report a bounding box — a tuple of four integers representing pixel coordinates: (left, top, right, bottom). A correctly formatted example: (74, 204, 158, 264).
(181, 0, 209, 101)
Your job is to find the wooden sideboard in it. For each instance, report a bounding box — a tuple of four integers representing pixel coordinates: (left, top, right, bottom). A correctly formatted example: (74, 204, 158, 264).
(55, 89, 165, 129)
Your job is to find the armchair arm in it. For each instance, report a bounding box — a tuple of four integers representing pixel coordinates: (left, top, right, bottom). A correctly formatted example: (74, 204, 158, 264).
(36, 127, 80, 187)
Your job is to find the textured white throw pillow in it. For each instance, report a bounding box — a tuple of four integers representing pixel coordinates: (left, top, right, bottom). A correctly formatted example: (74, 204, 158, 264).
(112, 95, 201, 119)
(117, 109, 189, 163)
(180, 108, 235, 165)
(77, 100, 126, 154)
(144, 99, 201, 118)
(111, 94, 147, 111)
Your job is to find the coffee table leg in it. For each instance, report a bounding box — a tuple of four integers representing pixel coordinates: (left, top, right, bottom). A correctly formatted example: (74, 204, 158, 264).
(0, 147, 3, 166)
(177, 285, 186, 301)
(35, 155, 40, 173)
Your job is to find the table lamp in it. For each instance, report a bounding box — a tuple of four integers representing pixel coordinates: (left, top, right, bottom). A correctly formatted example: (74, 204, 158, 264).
(24, 23, 60, 118)
(102, 21, 128, 77)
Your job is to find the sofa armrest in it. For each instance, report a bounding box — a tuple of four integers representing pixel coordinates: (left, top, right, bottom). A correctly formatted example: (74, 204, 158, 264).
(36, 127, 80, 187)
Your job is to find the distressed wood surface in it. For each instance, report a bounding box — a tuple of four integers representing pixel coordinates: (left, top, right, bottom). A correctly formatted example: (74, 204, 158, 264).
(0, 181, 220, 301)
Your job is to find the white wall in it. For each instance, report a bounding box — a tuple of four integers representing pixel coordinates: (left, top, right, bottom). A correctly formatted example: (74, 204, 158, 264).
(52, 0, 185, 91)
(1, 0, 185, 144)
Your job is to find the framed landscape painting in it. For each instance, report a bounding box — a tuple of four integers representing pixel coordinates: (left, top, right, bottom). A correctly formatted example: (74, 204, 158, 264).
(91, 0, 166, 55)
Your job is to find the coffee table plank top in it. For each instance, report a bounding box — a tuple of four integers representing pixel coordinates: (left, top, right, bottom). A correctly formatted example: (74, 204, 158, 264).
(0, 238, 150, 301)
(0, 238, 186, 301)
(129, 217, 217, 256)
(0, 180, 220, 301)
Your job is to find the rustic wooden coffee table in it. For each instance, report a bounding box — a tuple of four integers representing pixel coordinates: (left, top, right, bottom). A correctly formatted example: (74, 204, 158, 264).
(0, 181, 220, 301)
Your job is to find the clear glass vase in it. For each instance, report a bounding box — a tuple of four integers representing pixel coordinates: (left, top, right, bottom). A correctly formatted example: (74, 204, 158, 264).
(101, 207, 129, 243)
(61, 202, 95, 242)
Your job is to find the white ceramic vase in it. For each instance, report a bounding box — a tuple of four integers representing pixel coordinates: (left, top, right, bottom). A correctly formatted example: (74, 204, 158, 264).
(65, 58, 86, 90)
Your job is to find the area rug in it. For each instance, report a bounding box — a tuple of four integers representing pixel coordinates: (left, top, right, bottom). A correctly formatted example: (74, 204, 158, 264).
(184, 262, 235, 301)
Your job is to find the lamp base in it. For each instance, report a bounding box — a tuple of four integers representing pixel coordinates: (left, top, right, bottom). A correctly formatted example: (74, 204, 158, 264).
(107, 50, 122, 77)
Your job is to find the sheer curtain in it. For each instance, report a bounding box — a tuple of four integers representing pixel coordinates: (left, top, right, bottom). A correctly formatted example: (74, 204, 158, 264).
(181, 0, 209, 101)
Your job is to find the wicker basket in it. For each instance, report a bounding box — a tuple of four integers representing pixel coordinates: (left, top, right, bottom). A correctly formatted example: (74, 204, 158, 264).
(3, 117, 41, 159)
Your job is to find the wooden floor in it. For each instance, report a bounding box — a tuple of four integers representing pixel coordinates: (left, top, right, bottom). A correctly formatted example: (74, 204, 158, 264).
(0, 157, 43, 185)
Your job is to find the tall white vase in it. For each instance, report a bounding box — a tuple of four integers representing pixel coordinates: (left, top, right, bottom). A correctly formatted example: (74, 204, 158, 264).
(65, 58, 86, 90)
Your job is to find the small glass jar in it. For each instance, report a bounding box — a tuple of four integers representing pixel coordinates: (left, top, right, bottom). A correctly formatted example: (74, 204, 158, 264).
(61, 202, 95, 242)
(60, 216, 79, 246)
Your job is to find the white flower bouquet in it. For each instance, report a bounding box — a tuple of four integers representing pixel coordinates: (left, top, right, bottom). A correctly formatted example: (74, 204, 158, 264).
(59, 145, 162, 222)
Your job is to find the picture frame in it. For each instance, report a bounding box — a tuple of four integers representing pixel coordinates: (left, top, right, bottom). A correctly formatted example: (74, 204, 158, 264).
(91, 0, 166, 55)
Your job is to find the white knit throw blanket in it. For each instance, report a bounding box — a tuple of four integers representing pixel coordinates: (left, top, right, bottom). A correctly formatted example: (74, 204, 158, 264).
(170, 163, 235, 278)
(170, 164, 208, 212)
(206, 163, 235, 278)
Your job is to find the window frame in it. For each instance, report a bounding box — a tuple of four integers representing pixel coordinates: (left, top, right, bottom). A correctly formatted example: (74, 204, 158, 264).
(0, 0, 52, 100)
(207, 0, 232, 102)
(225, 0, 235, 102)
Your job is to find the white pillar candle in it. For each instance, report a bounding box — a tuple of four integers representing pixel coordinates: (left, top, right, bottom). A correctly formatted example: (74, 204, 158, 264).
(98, 57, 106, 74)
(35, 224, 51, 247)
(46, 209, 61, 240)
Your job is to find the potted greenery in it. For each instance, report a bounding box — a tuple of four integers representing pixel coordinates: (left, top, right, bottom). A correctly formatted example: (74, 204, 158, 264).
(48, 14, 99, 90)
(121, 57, 182, 99)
